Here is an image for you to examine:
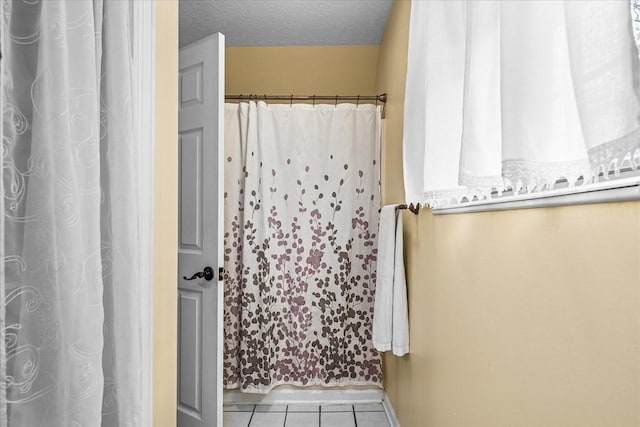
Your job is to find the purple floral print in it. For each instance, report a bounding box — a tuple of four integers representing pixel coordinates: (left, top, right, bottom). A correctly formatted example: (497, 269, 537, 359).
(223, 102, 382, 393)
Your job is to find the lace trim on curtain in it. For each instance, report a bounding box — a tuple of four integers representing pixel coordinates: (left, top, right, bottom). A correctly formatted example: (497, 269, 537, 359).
(424, 187, 495, 209)
(459, 172, 504, 191)
(502, 158, 593, 192)
(425, 158, 594, 208)
(587, 127, 640, 175)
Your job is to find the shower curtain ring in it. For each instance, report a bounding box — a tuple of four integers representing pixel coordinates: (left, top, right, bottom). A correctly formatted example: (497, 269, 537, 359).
(290, 94, 293, 107)
(313, 95, 316, 106)
(356, 95, 360, 106)
(335, 95, 338, 107)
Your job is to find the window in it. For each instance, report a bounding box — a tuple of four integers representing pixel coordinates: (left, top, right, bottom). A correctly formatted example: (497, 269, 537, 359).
(403, 0, 640, 212)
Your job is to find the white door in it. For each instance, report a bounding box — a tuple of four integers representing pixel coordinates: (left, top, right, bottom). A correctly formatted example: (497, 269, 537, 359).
(177, 33, 225, 427)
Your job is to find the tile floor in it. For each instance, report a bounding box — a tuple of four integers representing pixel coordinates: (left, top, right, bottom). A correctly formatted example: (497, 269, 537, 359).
(224, 402, 391, 427)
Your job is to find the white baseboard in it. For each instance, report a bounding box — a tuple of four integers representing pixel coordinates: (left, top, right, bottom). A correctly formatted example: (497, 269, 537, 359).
(382, 392, 401, 427)
(223, 387, 384, 405)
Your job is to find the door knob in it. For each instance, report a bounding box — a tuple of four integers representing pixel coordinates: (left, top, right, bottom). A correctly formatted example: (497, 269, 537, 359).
(184, 266, 215, 281)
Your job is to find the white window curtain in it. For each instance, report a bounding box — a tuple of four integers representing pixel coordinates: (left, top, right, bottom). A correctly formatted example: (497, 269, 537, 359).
(403, 0, 640, 207)
(1, 1, 152, 425)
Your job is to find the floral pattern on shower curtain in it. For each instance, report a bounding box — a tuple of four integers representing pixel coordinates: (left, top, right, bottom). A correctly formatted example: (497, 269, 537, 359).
(223, 101, 382, 393)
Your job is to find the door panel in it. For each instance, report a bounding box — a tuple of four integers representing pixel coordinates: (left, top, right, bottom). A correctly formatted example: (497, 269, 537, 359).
(177, 33, 225, 427)
(178, 289, 202, 416)
(179, 129, 203, 252)
(180, 63, 204, 107)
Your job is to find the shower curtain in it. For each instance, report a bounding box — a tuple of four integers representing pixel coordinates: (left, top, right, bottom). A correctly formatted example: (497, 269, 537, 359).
(1, 1, 151, 425)
(223, 101, 382, 393)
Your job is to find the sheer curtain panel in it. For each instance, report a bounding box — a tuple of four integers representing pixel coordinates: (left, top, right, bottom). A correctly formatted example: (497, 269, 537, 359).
(403, 0, 640, 207)
(1, 1, 152, 425)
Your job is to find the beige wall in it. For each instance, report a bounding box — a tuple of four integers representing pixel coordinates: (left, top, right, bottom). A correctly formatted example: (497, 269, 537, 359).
(154, 2, 178, 426)
(226, 45, 379, 95)
(376, 1, 640, 426)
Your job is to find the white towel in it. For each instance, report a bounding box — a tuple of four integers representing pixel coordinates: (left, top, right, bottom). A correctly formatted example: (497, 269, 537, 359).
(373, 205, 409, 356)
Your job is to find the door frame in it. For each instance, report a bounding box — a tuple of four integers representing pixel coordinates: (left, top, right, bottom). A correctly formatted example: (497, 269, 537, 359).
(133, 2, 155, 425)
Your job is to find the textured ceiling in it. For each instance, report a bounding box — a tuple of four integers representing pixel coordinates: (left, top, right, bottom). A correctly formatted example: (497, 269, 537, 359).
(179, 0, 394, 47)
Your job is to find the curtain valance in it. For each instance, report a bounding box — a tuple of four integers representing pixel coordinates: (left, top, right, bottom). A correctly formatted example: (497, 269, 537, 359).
(403, 0, 640, 207)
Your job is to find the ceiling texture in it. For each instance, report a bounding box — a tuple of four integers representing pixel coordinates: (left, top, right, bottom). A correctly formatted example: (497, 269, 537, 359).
(179, 0, 394, 47)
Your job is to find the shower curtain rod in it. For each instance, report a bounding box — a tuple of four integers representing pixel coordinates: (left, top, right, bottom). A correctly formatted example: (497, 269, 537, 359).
(225, 93, 387, 104)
